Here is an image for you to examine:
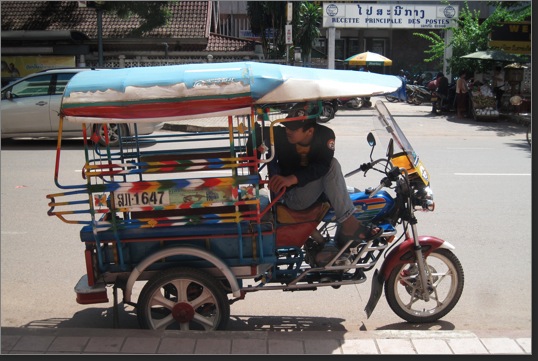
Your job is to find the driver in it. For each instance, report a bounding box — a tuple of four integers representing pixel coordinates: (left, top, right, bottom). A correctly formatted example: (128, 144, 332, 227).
(249, 103, 382, 249)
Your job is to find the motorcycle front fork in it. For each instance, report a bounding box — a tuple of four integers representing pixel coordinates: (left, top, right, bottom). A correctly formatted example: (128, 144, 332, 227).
(408, 222, 431, 302)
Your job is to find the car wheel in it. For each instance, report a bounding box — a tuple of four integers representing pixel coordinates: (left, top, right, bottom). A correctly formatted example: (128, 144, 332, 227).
(94, 123, 129, 146)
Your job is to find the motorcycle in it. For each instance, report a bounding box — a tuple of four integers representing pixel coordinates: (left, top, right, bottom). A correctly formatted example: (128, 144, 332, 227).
(280, 100, 337, 123)
(47, 62, 463, 330)
(297, 100, 464, 322)
(337, 97, 372, 109)
(407, 84, 435, 105)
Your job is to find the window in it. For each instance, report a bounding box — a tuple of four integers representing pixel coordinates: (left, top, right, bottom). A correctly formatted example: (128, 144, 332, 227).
(54, 73, 78, 95)
(348, 38, 360, 56)
(10, 75, 53, 98)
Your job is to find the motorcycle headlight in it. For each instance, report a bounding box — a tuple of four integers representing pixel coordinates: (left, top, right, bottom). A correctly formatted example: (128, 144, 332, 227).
(413, 185, 435, 212)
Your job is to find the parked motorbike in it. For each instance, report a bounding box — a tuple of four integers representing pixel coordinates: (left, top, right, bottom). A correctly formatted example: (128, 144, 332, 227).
(280, 100, 336, 123)
(407, 85, 435, 105)
(337, 97, 372, 109)
(431, 91, 452, 114)
(49, 59, 463, 330)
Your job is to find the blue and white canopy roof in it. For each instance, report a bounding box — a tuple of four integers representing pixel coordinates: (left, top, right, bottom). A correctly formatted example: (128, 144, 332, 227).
(61, 61, 402, 123)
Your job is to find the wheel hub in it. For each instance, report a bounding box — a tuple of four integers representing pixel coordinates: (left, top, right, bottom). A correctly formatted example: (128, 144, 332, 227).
(171, 302, 195, 323)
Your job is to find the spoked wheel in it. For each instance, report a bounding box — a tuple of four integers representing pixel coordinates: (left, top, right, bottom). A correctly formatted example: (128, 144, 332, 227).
(137, 267, 230, 330)
(385, 249, 464, 323)
(318, 103, 335, 123)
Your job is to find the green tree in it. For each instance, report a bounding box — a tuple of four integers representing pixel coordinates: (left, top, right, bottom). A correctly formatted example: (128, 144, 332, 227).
(247, 1, 300, 60)
(91, 1, 171, 37)
(413, 1, 530, 76)
(294, 2, 322, 66)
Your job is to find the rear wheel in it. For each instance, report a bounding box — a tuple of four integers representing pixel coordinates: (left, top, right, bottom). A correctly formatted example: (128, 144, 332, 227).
(385, 95, 399, 102)
(385, 248, 464, 323)
(137, 267, 230, 331)
(413, 96, 423, 105)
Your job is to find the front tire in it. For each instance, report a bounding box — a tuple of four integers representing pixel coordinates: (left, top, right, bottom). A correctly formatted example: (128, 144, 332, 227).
(137, 267, 230, 331)
(384, 248, 464, 323)
(317, 103, 335, 123)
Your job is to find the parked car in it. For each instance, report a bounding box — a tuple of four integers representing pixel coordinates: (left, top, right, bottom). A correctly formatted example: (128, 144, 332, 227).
(1, 77, 20, 88)
(1, 68, 163, 146)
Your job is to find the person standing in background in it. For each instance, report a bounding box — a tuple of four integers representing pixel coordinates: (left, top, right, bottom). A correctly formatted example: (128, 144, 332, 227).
(431, 72, 449, 114)
(492, 66, 505, 110)
(455, 70, 468, 119)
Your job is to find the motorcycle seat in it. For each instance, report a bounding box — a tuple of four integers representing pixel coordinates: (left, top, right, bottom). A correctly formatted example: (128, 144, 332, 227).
(275, 202, 330, 224)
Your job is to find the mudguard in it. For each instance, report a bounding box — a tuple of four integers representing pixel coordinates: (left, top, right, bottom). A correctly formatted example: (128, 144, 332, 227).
(364, 235, 453, 318)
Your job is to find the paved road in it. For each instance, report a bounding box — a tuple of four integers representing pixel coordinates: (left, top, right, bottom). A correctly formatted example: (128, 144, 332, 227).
(0, 97, 531, 354)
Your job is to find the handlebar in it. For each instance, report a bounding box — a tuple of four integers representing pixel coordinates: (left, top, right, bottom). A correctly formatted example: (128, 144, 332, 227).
(368, 166, 402, 198)
(344, 158, 387, 178)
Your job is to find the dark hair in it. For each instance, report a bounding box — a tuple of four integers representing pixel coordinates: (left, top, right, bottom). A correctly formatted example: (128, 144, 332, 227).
(436, 72, 444, 78)
(459, 70, 466, 76)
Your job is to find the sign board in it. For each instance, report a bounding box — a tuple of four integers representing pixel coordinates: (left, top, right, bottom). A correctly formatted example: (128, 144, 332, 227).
(1, 55, 76, 78)
(285, 24, 293, 45)
(322, 2, 458, 29)
(239, 28, 275, 40)
(489, 22, 531, 55)
(287, 2, 293, 23)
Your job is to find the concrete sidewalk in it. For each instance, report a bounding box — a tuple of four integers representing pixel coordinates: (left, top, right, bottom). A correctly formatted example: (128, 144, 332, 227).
(1, 327, 531, 355)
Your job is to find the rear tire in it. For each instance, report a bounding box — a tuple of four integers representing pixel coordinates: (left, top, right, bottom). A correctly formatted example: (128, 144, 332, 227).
(137, 267, 230, 331)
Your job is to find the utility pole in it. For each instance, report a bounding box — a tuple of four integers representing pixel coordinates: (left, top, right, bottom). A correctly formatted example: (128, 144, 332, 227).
(285, 2, 293, 65)
(86, 1, 105, 67)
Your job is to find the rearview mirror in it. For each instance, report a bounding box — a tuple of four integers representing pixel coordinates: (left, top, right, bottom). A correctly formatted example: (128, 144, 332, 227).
(366, 132, 376, 161)
(366, 132, 376, 147)
(386, 138, 394, 158)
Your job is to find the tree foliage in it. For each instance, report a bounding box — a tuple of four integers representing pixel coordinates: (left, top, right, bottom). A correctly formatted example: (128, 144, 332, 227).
(247, 1, 293, 59)
(294, 2, 322, 66)
(413, 1, 530, 76)
(97, 1, 171, 37)
(248, 1, 323, 62)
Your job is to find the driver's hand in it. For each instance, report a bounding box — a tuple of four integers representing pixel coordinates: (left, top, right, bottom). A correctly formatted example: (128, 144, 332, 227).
(268, 174, 298, 193)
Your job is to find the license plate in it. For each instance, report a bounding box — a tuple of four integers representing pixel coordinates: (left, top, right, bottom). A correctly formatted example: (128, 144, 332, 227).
(113, 191, 170, 208)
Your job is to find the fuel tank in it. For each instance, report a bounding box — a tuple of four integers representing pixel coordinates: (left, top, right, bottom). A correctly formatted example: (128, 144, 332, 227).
(322, 189, 395, 222)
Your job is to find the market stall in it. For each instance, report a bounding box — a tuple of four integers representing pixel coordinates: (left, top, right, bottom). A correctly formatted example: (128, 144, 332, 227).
(468, 82, 499, 121)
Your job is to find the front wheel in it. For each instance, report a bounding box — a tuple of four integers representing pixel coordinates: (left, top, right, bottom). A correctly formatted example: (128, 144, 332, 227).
(137, 267, 230, 331)
(317, 103, 335, 123)
(385, 248, 464, 323)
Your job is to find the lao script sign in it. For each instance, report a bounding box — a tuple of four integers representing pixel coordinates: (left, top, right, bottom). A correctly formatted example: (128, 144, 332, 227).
(322, 3, 459, 29)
